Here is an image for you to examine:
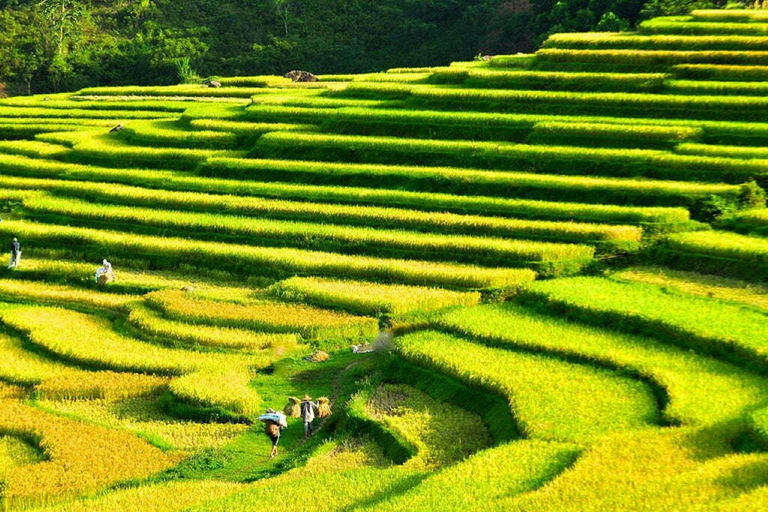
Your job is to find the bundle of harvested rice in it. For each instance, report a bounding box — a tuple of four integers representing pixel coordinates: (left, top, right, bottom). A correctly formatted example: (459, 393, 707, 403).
(284, 396, 301, 418)
(308, 350, 330, 362)
(317, 397, 332, 418)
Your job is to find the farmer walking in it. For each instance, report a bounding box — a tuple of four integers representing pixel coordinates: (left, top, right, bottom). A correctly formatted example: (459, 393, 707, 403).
(7, 238, 21, 269)
(259, 408, 287, 458)
(301, 395, 319, 439)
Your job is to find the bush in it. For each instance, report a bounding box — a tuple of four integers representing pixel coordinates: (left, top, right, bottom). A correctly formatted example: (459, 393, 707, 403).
(739, 180, 767, 209)
(595, 12, 630, 32)
(690, 194, 737, 222)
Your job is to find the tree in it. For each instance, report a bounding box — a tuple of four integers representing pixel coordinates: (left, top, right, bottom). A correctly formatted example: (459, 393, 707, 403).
(595, 11, 630, 31)
(275, 0, 291, 36)
(0, 8, 46, 94)
(37, 0, 85, 56)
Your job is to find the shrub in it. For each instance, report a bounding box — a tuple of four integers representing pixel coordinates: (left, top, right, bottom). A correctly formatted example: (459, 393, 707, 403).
(690, 194, 737, 222)
(739, 181, 767, 209)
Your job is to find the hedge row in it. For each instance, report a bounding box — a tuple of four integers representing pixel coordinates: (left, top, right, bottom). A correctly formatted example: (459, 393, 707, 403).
(436, 302, 767, 426)
(270, 276, 481, 316)
(672, 64, 768, 81)
(690, 9, 768, 23)
(640, 19, 768, 36)
(246, 104, 768, 146)
(203, 156, 736, 210)
(410, 87, 768, 121)
(145, 289, 378, 341)
(189, 119, 317, 136)
(253, 131, 768, 184)
(529, 121, 702, 150)
(0, 154, 692, 226)
(67, 135, 241, 170)
(0, 106, 175, 120)
(250, 94, 393, 109)
(675, 142, 768, 160)
(21, 194, 597, 271)
(0, 220, 537, 289)
(518, 276, 768, 370)
(537, 48, 768, 66)
(119, 120, 239, 149)
(485, 55, 537, 68)
(398, 329, 659, 442)
(4, 177, 642, 249)
(77, 85, 271, 98)
(544, 33, 768, 51)
(665, 230, 768, 268)
(0, 140, 71, 160)
(1, 97, 190, 112)
(429, 68, 667, 92)
(718, 209, 768, 237)
(665, 79, 768, 95)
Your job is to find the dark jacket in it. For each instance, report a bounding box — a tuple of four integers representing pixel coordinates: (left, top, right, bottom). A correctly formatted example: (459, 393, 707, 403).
(11, 241, 20, 254)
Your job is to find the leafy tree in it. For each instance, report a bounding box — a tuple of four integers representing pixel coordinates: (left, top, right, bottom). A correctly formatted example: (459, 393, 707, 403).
(38, 0, 85, 56)
(595, 11, 630, 31)
(640, 0, 720, 18)
(0, 8, 46, 94)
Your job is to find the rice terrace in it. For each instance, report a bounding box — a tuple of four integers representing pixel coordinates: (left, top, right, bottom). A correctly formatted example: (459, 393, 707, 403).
(1, 3, 768, 511)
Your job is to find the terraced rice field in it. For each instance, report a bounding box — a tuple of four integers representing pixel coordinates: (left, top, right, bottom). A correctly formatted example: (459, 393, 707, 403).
(0, 8, 766, 512)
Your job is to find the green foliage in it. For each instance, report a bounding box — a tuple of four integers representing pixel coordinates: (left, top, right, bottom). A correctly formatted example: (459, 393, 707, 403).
(595, 11, 631, 31)
(0, 0, 526, 94)
(520, 276, 768, 369)
(641, 0, 719, 20)
(690, 194, 737, 222)
(174, 58, 201, 85)
(739, 181, 767, 210)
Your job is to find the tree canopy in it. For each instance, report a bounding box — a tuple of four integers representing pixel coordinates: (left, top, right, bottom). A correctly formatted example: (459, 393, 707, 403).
(0, 0, 722, 94)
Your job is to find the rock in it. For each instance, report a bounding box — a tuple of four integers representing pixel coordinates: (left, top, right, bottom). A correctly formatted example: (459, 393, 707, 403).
(208, 80, 222, 88)
(284, 70, 318, 83)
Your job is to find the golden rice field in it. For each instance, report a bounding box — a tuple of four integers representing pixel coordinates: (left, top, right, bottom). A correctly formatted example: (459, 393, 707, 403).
(0, 8, 766, 512)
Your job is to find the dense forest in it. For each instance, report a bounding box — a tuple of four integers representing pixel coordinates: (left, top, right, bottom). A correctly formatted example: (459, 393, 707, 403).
(0, 0, 723, 94)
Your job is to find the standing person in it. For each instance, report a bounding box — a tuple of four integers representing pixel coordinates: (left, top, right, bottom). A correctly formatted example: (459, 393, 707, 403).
(7, 238, 20, 269)
(259, 408, 287, 458)
(301, 395, 319, 439)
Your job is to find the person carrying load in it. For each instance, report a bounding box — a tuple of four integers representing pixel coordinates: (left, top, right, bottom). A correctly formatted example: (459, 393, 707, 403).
(94, 259, 116, 285)
(259, 408, 287, 458)
(301, 395, 319, 439)
(7, 237, 20, 269)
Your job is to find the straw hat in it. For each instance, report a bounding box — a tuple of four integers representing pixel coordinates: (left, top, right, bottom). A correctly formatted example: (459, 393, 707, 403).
(303, 394, 312, 401)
